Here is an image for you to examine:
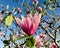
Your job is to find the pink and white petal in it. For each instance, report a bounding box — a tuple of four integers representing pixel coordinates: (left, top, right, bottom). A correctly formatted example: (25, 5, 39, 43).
(15, 17, 27, 32)
(33, 13, 41, 27)
(35, 13, 42, 25)
(35, 36, 43, 46)
(15, 17, 23, 26)
(30, 13, 42, 35)
(33, 12, 38, 24)
(34, 13, 42, 30)
(21, 15, 25, 22)
(26, 17, 32, 29)
(31, 13, 39, 30)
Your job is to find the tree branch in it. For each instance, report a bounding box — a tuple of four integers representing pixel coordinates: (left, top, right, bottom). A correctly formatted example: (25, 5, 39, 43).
(41, 26, 55, 40)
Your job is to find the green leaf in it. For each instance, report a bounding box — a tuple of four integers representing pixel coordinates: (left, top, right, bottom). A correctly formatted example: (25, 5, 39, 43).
(5, 14, 14, 26)
(3, 40, 10, 45)
(26, 37, 36, 48)
(30, 37, 36, 47)
(26, 40, 32, 47)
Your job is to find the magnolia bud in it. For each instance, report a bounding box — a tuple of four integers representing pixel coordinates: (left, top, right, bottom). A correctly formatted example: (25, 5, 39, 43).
(34, 0, 38, 3)
(37, 7, 42, 11)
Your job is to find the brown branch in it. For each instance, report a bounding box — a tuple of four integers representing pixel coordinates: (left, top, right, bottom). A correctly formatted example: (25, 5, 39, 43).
(54, 30, 59, 48)
(41, 26, 55, 40)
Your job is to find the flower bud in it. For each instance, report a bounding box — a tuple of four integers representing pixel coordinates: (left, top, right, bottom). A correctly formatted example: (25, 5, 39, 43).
(34, 0, 38, 3)
(37, 6, 42, 11)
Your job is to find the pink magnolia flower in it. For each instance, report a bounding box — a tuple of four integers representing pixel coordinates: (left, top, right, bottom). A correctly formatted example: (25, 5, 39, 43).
(34, 0, 38, 2)
(35, 36, 43, 46)
(15, 12, 42, 36)
(50, 43, 57, 48)
(35, 33, 46, 46)
(37, 7, 42, 11)
(40, 33, 46, 38)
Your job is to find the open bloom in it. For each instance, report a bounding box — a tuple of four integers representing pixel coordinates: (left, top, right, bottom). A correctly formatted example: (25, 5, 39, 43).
(15, 12, 42, 36)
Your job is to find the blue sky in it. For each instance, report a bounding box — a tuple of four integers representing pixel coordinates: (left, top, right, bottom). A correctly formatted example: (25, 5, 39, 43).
(0, 0, 21, 11)
(0, 0, 60, 48)
(0, 0, 44, 11)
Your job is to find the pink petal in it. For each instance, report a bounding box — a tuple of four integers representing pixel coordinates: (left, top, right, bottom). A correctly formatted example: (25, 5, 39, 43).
(35, 36, 43, 46)
(29, 13, 42, 35)
(40, 33, 46, 38)
(15, 17, 27, 32)
(15, 13, 42, 36)
(34, 13, 41, 25)
(15, 17, 23, 26)
(23, 16, 32, 35)
(50, 43, 57, 48)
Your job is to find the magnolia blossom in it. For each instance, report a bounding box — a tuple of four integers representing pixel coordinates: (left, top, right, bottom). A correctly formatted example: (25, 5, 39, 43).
(15, 12, 42, 36)
(35, 33, 46, 46)
(35, 36, 43, 46)
(40, 33, 46, 38)
(50, 43, 57, 48)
